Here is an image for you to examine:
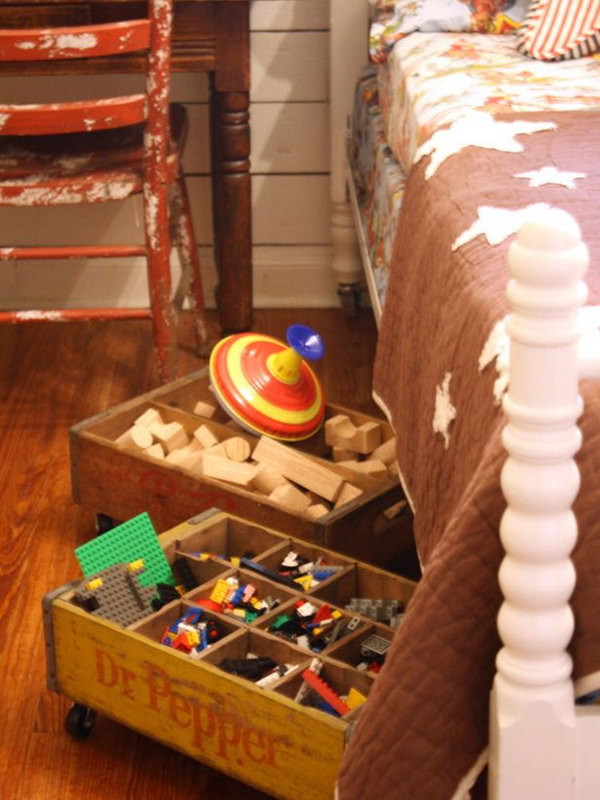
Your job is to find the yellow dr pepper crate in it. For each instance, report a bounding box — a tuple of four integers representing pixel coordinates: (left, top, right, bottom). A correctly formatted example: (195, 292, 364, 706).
(43, 509, 416, 800)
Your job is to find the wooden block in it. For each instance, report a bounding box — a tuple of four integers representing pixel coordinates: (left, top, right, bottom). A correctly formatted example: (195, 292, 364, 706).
(202, 455, 259, 487)
(269, 483, 311, 513)
(369, 436, 396, 465)
(192, 400, 217, 419)
(253, 436, 344, 502)
(334, 482, 363, 509)
(165, 447, 192, 466)
(304, 503, 330, 520)
(193, 424, 219, 449)
(331, 446, 355, 463)
(352, 422, 382, 454)
(165, 445, 204, 471)
(382, 500, 408, 520)
(149, 421, 188, 452)
(357, 459, 388, 480)
(134, 408, 163, 429)
(116, 424, 153, 451)
(200, 442, 227, 460)
(388, 460, 400, 478)
(144, 443, 165, 460)
(324, 414, 356, 448)
(250, 465, 290, 495)
(325, 415, 382, 455)
(335, 460, 362, 473)
(224, 436, 252, 463)
(337, 459, 388, 481)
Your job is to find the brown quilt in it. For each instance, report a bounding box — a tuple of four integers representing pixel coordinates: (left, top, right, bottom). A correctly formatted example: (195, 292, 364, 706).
(337, 109, 600, 800)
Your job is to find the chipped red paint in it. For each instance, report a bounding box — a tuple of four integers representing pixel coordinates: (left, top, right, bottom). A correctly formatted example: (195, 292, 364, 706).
(0, 0, 208, 384)
(0, 309, 151, 323)
(0, 96, 147, 136)
(0, 21, 151, 61)
(0, 246, 147, 261)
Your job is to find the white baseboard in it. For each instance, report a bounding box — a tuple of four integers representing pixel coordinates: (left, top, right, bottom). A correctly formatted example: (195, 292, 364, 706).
(1, 246, 339, 310)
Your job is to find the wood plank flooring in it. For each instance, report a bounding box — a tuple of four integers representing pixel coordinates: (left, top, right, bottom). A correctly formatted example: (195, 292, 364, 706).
(0, 309, 380, 800)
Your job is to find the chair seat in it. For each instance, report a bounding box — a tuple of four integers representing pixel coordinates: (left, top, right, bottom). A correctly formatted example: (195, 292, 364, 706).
(0, 104, 187, 206)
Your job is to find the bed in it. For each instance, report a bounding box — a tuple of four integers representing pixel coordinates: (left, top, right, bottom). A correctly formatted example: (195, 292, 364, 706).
(328, 2, 600, 798)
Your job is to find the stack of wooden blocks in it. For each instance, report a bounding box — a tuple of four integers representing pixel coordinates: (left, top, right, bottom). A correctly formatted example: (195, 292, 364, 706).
(114, 406, 401, 524)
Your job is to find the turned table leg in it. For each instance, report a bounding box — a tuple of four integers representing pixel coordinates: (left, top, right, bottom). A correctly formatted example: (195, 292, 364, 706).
(210, 87, 252, 333)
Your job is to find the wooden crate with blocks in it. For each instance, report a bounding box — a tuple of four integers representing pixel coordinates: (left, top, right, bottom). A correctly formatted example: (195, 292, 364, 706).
(44, 510, 417, 800)
(70, 369, 413, 566)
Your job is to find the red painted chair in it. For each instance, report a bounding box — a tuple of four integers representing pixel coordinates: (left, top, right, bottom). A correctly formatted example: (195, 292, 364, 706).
(0, 0, 208, 383)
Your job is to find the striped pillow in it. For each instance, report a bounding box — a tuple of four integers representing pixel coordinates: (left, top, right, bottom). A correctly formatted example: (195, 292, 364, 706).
(517, 0, 600, 60)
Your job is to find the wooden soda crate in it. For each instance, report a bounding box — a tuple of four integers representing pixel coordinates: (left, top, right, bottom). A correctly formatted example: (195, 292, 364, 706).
(44, 510, 417, 800)
(70, 368, 413, 566)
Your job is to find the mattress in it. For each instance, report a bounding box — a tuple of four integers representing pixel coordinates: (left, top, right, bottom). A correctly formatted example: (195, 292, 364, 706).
(349, 67, 406, 312)
(378, 32, 600, 172)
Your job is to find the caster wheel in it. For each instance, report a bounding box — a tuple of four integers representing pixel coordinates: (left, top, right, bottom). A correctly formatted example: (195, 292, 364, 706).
(95, 513, 117, 535)
(65, 703, 97, 740)
(338, 284, 361, 319)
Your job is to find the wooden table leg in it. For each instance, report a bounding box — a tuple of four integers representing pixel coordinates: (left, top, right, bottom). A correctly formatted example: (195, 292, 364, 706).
(211, 87, 252, 332)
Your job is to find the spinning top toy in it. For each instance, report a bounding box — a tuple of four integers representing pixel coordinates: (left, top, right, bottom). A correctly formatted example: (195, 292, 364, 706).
(209, 325, 326, 441)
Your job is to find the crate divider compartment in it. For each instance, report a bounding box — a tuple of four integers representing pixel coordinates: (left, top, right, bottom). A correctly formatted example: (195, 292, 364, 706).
(128, 598, 244, 651)
(200, 627, 312, 687)
(252, 540, 355, 593)
(325, 622, 394, 671)
(257, 596, 369, 655)
(311, 562, 415, 616)
(174, 515, 290, 564)
(184, 568, 301, 626)
(274, 657, 375, 720)
(172, 552, 235, 588)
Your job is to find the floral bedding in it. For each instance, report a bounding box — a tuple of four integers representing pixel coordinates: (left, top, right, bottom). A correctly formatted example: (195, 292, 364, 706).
(350, 67, 407, 312)
(377, 32, 600, 172)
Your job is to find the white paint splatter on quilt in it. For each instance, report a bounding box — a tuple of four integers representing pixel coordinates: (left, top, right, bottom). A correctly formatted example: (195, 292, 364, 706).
(416, 112, 556, 179)
(452, 203, 552, 251)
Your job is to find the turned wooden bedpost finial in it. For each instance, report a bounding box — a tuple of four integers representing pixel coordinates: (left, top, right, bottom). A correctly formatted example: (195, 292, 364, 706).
(489, 208, 589, 799)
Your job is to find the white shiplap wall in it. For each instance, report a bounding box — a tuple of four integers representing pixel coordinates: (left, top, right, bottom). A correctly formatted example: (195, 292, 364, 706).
(0, 0, 337, 310)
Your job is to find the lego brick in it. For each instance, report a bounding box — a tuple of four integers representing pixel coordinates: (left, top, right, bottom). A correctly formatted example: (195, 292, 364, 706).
(74, 512, 174, 588)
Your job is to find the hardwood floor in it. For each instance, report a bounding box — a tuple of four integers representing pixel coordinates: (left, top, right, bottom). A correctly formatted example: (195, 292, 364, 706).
(0, 308, 380, 800)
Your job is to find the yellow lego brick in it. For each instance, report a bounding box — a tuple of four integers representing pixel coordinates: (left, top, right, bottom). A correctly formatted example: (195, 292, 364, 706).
(249, 597, 262, 609)
(331, 610, 342, 620)
(346, 687, 367, 710)
(232, 608, 247, 619)
(128, 559, 145, 572)
(294, 575, 313, 591)
(210, 578, 231, 604)
(230, 556, 241, 567)
(86, 577, 103, 591)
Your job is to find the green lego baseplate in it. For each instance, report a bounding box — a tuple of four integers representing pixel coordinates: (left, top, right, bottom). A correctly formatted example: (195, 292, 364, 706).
(75, 512, 175, 588)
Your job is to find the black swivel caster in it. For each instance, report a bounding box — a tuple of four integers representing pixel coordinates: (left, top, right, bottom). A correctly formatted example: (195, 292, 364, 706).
(338, 283, 362, 319)
(65, 703, 97, 740)
(95, 513, 117, 535)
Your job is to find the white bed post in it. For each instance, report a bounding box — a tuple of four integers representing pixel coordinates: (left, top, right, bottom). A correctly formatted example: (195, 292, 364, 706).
(329, 0, 369, 316)
(489, 208, 600, 799)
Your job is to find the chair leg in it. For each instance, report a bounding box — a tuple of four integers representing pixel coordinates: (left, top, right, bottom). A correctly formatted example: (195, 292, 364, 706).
(144, 185, 178, 383)
(173, 171, 212, 356)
